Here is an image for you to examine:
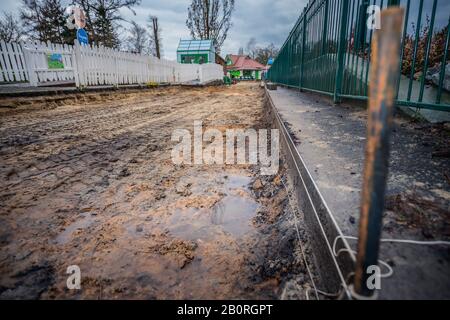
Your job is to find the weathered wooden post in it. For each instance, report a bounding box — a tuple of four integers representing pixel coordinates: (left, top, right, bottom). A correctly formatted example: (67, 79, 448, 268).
(354, 7, 404, 298)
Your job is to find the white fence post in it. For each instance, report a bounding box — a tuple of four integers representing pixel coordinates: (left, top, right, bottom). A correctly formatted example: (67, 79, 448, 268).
(22, 47, 38, 87)
(73, 40, 81, 88)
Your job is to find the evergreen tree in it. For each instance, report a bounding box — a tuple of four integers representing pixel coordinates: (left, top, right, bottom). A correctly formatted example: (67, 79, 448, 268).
(72, 0, 140, 48)
(20, 0, 75, 44)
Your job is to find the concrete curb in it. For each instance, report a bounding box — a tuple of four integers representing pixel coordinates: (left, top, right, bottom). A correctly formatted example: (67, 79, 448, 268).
(264, 85, 355, 296)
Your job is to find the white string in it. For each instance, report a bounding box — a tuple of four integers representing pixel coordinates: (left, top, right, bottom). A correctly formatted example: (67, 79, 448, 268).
(348, 284, 379, 300)
(332, 235, 450, 299)
(270, 95, 354, 299)
(335, 235, 450, 248)
(305, 288, 342, 301)
(281, 178, 320, 300)
(277, 121, 353, 298)
(282, 176, 450, 300)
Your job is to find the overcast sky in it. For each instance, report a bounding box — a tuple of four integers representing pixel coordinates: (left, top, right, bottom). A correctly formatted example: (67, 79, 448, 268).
(0, 0, 306, 60)
(1, 0, 449, 60)
(120, 0, 308, 59)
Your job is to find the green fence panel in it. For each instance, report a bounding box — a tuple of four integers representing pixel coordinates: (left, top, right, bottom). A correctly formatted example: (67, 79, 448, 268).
(268, 0, 450, 112)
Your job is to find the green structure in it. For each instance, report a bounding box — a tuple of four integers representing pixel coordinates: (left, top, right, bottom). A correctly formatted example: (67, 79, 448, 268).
(177, 39, 215, 64)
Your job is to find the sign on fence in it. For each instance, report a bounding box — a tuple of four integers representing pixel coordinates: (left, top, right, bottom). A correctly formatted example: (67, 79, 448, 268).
(47, 53, 64, 69)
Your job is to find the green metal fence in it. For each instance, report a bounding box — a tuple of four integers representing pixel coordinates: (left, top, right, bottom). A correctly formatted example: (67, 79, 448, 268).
(267, 0, 450, 112)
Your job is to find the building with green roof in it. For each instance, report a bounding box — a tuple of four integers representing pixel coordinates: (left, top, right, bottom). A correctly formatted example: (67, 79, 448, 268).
(176, 39, 215, 64)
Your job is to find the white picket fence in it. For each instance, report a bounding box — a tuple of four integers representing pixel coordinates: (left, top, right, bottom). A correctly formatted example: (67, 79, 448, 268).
(0, 41, 29, 83)
(0, 40, 224, 87)
(21, 41, 76, 85)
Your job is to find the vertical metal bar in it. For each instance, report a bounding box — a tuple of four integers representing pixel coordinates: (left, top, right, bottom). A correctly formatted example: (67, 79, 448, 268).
(327, 0, 335, 92)
(333, 0, 342, 92)
(351, 0, 363, 96)
(345, 0, 357, 95)
(387, 0, 400, 6)
(358, 0, 370, 96)
(334, 0, 350, 103)
(364, 0, 376, 97)
(418, 0, 437, 102)
(396, 0, 410, 100)
(300, 9, 307, 90)
(407, 0, 424, 101)
(329, 1, 336, 93)
(437, 17, 450, 104)
(354, 7, 404, 298)
(322, 0, 329, 55)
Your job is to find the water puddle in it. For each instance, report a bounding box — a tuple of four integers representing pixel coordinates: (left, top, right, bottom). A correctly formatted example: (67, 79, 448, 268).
(55, 214, 96, 245)
(224, 174, 252, 190)
(168, 173, 259, 240)
(210, 195, 258, 237)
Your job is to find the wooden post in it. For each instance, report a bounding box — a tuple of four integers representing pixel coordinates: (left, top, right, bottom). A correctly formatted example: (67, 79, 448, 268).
(22, 45, 38, 87)
(354, 7, 404, 298)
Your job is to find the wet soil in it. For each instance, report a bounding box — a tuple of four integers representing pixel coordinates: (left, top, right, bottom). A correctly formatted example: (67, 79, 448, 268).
(0, 83, 311, 299)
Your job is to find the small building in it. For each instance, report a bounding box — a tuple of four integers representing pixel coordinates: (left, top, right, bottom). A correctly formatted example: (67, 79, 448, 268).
(225, 54, 267, 80)
(177, 39, 215, 64)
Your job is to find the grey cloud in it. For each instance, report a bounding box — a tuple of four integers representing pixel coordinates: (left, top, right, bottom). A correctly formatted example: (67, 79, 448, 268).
(120, 0, 307, 59)
(0, 0, 311, 59)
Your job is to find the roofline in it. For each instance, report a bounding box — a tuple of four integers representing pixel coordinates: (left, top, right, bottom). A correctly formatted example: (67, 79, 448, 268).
(177, 50, 212, 53)
(227, 67, 266, 71)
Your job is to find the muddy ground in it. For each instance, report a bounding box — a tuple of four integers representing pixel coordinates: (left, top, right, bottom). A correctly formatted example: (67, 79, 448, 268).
(0, 83, 315, 299)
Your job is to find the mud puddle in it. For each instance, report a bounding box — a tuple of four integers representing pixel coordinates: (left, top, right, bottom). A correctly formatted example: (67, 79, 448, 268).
(168, 175, 258, 240)
(54, 214, 98, 245)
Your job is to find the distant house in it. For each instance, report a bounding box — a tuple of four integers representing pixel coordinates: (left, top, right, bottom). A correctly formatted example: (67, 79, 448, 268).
(177, 39, 215, 64)
(225, 54, 268, 80)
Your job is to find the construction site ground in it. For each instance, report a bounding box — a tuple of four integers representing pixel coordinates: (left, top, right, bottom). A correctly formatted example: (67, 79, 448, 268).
(0, 83, 315, 299)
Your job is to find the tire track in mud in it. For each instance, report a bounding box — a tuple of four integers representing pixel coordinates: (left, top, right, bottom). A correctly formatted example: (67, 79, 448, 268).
(0, 95, 200, 171)
(0, 95, 196, 152)
(0, 93, 193, 134)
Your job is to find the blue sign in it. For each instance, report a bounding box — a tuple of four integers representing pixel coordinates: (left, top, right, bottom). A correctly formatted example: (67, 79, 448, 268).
(77, 28, 89, 45)
(267, 57, 274, 65)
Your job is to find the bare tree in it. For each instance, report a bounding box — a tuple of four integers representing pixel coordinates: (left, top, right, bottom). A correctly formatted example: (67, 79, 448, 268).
(0, 12, 24, 42)
(186, 0, 235, 53)
(148, 15, 162, 58)
(72, 0, 141, 48)
(20, 0, 74, 43)
(246, 37, 257, 59)
(254, 43, 279, 65)
(126, 21, 149, 54)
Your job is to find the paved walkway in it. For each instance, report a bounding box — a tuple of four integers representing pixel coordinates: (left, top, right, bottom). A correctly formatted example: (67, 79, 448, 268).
(267, 86, 450, 299)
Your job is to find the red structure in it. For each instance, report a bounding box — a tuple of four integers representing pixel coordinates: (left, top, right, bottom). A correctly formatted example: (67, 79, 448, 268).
(225, 54, 268, 80)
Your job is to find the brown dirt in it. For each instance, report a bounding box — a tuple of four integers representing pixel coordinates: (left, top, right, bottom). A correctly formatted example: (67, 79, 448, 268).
(385, 192, 450, 240)
(0, 83, 307, 299)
